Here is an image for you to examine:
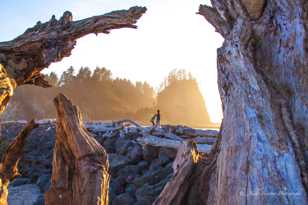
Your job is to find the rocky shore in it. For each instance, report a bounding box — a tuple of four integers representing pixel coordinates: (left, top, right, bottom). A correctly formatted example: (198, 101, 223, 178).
(0, 120, 218, 205)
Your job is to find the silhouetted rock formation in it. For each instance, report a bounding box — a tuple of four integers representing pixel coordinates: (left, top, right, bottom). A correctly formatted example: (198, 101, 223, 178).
(157, 70, 212, 127)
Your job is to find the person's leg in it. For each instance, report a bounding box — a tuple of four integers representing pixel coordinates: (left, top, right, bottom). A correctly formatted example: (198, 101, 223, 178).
(156, 120, 160, 127)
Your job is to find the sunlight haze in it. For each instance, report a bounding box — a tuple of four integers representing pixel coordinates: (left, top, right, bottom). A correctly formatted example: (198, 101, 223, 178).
(0, 0, 223, 123)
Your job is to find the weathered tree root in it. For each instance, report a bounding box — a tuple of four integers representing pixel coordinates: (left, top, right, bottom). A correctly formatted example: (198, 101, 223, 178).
(0, 120, 38, 205)
(45, 94, 110, 205)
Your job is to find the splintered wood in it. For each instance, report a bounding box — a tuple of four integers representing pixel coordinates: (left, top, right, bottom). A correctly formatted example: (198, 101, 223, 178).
(45, 94, 110, 205)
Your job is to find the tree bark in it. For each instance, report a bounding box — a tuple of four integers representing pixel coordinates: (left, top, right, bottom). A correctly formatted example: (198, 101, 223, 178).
(0, 120, 38, 205)
(45, 94, 110, 205)
(157, 1, 308, 204)
(0, 6, 146, 111)
(194, 1, 308, 204)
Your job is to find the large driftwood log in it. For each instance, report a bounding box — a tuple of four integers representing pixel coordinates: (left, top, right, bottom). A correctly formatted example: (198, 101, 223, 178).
(0, 6, 146, 112)
(113, 119, 142, 128)
(137, 135, 212, 153)
(157, 1, 308, 204)
(45, 94, 110, 205)
(191, 1, 308, 204)
(0, 120, 38, 205)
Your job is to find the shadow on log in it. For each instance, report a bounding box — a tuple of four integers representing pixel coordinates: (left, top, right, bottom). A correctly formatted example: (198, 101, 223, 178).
(45, 94, 110, 205)
(0, 120, 38, 205)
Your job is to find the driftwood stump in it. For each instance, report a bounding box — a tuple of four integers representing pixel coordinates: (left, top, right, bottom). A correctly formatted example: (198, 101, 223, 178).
(45, 94, 110, 205)
(0, 120, 38, 205)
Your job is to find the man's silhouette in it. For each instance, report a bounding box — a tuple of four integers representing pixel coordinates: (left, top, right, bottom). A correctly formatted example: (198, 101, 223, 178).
(150, 110, 161, 127)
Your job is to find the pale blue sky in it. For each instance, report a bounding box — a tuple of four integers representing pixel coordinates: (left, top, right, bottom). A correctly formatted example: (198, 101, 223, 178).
(0, 0, 223, 122)
(0, 0, 148, 41)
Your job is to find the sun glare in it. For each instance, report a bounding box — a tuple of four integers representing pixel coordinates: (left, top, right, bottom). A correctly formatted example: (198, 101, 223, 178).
(47, 0, 223, 123)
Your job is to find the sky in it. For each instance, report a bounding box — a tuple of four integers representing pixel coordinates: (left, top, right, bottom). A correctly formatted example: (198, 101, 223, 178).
(0, 0, 224, 123)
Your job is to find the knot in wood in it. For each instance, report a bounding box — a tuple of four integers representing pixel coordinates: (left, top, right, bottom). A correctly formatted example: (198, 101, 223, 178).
(241, 0, 266, 19)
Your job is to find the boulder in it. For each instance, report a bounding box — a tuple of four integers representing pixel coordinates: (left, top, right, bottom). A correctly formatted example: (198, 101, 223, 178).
(135, 184, 162, 204)
(134, 164, 173, 187)
(135, 199, 152, 205)
(148, 159, 162, 172)
(103, 137, 117, 153)
(117, 165, 140, 180)
(108, 154, 129, 172)
(149, 156, 171, 172)
(142, 145, 158, 161)
(36, 174, 51, 192)
(112, 193, 136, 205)
(112, 176, 126, 195)
(8, 184, 43, 205)
(125, 184, 137, 196)
(158, 152, 172, 166)
(158, 147, 177, 160)
(115, 139, 133, 155)
(137, 160, 149, 172)
(127, 144, 143, 163)
(136, 178, 172, 204)
(10, 177, 31, 187)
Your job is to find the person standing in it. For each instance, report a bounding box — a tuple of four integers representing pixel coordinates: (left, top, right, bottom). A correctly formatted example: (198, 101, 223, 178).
(150, 110, 161, 127)
(155, 109, 160, 126)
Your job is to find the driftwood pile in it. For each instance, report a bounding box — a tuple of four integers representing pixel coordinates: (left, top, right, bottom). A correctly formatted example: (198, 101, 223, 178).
(86, 120, 218, 154)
